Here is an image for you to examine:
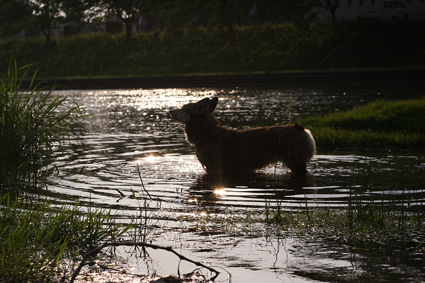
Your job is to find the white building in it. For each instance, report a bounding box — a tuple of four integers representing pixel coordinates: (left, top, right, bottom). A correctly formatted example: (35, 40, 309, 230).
(316, 0, 425, 21)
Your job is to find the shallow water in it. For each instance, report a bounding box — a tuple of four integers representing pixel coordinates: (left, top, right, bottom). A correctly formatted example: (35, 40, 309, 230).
(46, 87, 424, 282)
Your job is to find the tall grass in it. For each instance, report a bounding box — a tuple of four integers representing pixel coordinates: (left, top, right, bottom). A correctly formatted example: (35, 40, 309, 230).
(0, 58, 134, 282)
(0, 57, 82, 188)
(0, 194, 130, 282)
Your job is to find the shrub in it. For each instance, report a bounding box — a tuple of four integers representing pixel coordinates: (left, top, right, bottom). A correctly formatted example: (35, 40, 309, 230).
(0, 22, 360, 78)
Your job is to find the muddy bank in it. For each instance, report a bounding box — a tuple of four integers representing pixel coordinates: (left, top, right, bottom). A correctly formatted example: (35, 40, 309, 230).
(23, 69, 425, 90)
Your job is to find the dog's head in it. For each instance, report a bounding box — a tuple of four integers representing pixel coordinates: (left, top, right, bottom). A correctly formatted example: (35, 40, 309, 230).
(170, 97, 218, 125)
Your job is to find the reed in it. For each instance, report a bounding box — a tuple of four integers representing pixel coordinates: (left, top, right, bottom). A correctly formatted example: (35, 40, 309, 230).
(267, 187, 425, 255)
(0, 194, 130, 282)
(0, 57, 82, 188)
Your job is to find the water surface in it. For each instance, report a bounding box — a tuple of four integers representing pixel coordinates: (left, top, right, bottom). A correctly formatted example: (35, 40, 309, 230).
(47, 87, 424, 282)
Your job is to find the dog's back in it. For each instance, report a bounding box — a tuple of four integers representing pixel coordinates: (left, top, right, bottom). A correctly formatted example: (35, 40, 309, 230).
(197, 123, 315, 174)
(171, 97, 315, 174)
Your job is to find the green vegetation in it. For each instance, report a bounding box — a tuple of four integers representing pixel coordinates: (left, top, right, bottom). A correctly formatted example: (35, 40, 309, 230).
(0, 22, 360, 78)
(178, 189, 425, 258)
(0, 60, 131, 282)
(265, 174, 425, 255)
(0, 58, 82, 188)
(0, 0, 328, 44)
(267, 199, 425, 256)
(0, 53, 423, 281)
(298, 97, 425, 149)
(0, 194, 129, 282)
(260, 97, 425, 252)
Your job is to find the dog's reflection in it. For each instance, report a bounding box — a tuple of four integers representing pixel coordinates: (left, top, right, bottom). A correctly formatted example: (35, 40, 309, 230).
(186, 171, 316, 207)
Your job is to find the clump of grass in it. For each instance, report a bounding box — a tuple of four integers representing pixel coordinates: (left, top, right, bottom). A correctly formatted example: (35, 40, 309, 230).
(299, 97, 425, 149)
(0, 193, 130, 282)
(0, 57, 82, 188)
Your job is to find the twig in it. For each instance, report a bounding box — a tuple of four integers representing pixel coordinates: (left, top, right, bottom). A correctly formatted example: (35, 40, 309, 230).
(69, 241, 220, 283)
(116, 189, 125, 198)
(137, 163, 152, 199)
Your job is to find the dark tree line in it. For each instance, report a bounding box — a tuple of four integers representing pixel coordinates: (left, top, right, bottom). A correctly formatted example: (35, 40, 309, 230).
(0, 0, 333, 43)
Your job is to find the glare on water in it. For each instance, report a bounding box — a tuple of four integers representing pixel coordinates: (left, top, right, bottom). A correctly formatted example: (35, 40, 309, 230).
(52, 87, 425, 283)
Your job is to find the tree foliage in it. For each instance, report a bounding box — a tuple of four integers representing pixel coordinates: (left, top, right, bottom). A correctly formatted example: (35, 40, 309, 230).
(0, 0, 32, 38)
(101, 0, 167, 40)
(317, 0, 339, 22)
(31, 0, 64, 43)
(0, 0, 98, 43)
(0, 0, 322, 43)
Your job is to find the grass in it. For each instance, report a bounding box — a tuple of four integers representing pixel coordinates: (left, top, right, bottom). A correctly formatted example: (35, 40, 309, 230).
(175, 188, 425, 257)
(298, 97, 425, 150)
(0, 22, 361, 78)
(0, 57, 83, 188)
(0, 58, 133, 282)
(263, 97, 425, 251)
(0, 53, 423, 280)
(0, 194, 130, 282)
(267, 192, 425, 256)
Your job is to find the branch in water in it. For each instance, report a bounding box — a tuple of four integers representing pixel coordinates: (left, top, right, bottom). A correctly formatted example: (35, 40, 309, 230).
(69, 241, 220, 283)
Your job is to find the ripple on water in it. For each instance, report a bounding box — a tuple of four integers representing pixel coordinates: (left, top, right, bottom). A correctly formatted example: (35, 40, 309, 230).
(48, 88, 425, 283)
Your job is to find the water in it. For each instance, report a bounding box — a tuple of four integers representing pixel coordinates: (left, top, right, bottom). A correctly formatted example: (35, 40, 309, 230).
(46, 87, 424, 282)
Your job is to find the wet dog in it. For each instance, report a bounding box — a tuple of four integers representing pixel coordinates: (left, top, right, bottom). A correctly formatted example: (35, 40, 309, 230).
(170, 97, 315, 175)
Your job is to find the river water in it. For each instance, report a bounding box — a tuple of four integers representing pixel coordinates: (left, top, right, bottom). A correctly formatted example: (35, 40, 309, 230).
(46, 87, 424, 282)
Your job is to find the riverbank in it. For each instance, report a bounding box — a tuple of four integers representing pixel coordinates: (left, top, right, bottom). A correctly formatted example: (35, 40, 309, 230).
(299, 97, 425, 150)
(24, 69, 425, 90)
(4, 21, 424, 90)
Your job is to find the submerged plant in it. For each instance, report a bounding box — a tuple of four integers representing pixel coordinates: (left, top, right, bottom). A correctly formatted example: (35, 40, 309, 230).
(0, 57, 82, 188)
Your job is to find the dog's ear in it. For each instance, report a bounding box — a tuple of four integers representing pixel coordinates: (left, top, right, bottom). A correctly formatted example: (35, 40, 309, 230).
(193, 98, 211, 114)
(207, 97, 218, 113)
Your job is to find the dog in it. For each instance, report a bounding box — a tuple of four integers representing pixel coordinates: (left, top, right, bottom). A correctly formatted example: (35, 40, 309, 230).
(170, 97, 316, 175)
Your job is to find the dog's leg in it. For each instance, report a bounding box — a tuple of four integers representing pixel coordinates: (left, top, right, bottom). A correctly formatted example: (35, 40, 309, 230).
(288, 161, 308, 174)
(280, 144, 308, 174)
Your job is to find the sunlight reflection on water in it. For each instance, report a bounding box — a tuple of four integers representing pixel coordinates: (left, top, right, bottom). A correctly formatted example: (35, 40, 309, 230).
(52, 87, 425, 283)
(50, 86, 425, 212)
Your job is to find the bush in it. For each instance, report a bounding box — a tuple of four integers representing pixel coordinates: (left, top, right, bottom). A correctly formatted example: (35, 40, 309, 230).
(0, 22, 361, 78)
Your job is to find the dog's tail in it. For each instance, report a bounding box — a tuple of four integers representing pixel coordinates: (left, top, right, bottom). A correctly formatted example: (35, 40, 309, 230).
(286, 123, 316, 173)
(303, 128, 316, 157)
(294, 122, 316, 157)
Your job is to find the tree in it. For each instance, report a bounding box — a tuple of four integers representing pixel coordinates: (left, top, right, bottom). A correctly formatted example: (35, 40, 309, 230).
(214, 0, 250, 37)
(101, 0, 172, 39)
(61, 0, 99, 31)
(0, 0, 32, 39)
(255, 0, 317, 23)
(169, 0, 251, 37)
(101, 0, 142, 40)
(0, 0, 97, 43)
(30, 0, 65, 44)
(317, 0, 339, 22)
